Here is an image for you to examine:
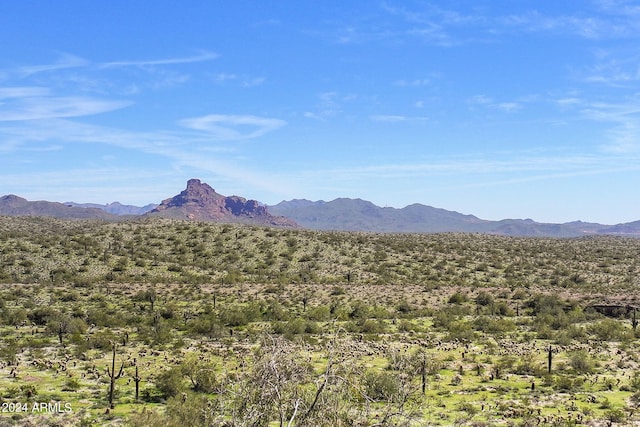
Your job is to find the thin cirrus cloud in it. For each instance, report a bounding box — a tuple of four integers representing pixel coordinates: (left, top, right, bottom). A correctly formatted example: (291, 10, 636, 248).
(179, 114, 287, 140)
(99, 50, 218, 69)
(17, 53, 88, 77)
(393, 78, 432, 87)
(296, 152, 640, 189)
(370, 114, 428, 123)
(213, 73, 266, 87)
(0, 86, 51, 98)
(0, 96, 132, 121)
(0, 117, 297, 199)
(580, 99, 640, 153)
(466, 95, 523, 112)
(369, 3, 640, 48)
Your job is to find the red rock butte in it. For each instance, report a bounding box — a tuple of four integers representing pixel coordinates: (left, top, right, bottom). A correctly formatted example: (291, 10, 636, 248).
(148, 179, 298, 227)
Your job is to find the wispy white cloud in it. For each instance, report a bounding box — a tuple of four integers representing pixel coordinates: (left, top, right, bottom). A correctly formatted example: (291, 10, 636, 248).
(213, 73, 265, 87)
(326, 1, 640, 50)
(380, 2, 482, 46)
(602, 123, 640, 153)
(100, 50, 218, 69)
(497, 102, 521, 113)
(500, 0, 640, 41)
(0, 116, 296, 199)
(304, 91, 359, 119)
(501, 11, 602, 39)
(0, 59, 128, 118)
(580, 98, 640, 153)
(370, 114, 428, 123)
(370, 115, 407, 123)
(467, 95, 523, 113)
(393, 78, 432, 87)
(214, 73, 238, 83)
(449, 165, 640, 190)
(179, 114, 287, 140)
(303, 111, 324, 120)
(556, 97, 582, 108)
(291, 151, 640, 190)
(467, 95, 493, 105)
(0, 50, 207, 100)
(0, 167, 180, 204)
(0, 86, 51, 98)
(0, 96, 131, 121)
(387, 2, 481, 27)
(0, 118, 179, 152)
(241, 77, 266, 87)
(580, 49, 640, 87)
(17, 53, 88, 77)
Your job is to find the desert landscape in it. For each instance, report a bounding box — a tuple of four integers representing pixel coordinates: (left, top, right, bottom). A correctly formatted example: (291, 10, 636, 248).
(2, 2, 640, 425)
(0, 215, 639, 426)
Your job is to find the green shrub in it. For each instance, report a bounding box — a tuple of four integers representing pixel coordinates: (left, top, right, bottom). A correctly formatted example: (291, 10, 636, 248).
(360, 319, 386, 334)
(473, 316, 516, 335)
(569, 350, 593, 374)
(2, 307, 27, 326)
(448, 292, 468, 304)
(348, 300, 370, 320)
(128, 393, 220, 427)
(306, 305, 331, 321)
(363, 370, 400, 402)
(553, 375, 576, 391)
(188, 315, 225, 338)
(62, 377, 81, 392)
(330, 286, 346, 295)
(446, 320, 475, 342)
(457, 401, 478, 415)
(219, 303, 261, 327)
(181, 356, 218, 393)
(28, 306, 59, 326)
(475, 292, 494, 307)
(155, 367, 186, 398)
(589, 318, 629, 341)
(629, 372, 640, 392)
(604, 408, 626, 424)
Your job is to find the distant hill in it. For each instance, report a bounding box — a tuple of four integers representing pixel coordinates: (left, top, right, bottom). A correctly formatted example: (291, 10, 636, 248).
(2, 181, 638, 237)
(270, 198, 487, 233)
(65, 201, 158, 215)
(596, 220, 640, 236)
(270, 198, 640, 237)
(146, 179, 298, 227)
(0, 195, 117, 220)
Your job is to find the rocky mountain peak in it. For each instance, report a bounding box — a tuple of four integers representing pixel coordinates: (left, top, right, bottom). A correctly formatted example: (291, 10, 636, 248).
(162, 178, 225, 209)
(148, 179, 297, 227)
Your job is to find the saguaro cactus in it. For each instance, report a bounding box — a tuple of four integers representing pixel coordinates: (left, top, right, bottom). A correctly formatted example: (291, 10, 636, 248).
(107, 341, 125, 409)
(421, 352, 427, 394)
(57, 320, 68, 346)
(133, 359, 141, 402)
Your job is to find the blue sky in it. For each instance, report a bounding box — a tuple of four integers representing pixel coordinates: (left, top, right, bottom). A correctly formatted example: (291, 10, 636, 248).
(1, 1, 639, 224)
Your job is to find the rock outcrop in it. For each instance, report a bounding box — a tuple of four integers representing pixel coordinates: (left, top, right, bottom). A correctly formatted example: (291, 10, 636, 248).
(148, 179, 297, 227)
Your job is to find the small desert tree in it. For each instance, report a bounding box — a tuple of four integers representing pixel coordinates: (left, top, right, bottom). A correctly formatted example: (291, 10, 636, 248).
(231, 335, 312, 426)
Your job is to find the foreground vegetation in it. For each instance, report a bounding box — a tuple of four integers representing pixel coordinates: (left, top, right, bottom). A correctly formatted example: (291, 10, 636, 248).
(0, 216, 639, 426)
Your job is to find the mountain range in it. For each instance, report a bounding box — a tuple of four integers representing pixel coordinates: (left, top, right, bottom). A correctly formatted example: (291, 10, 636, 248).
(269, 198, 640, 237)
(0, 194, 117, 220)
(64, 201, 158, 216)
(1, 179, 639, 237)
